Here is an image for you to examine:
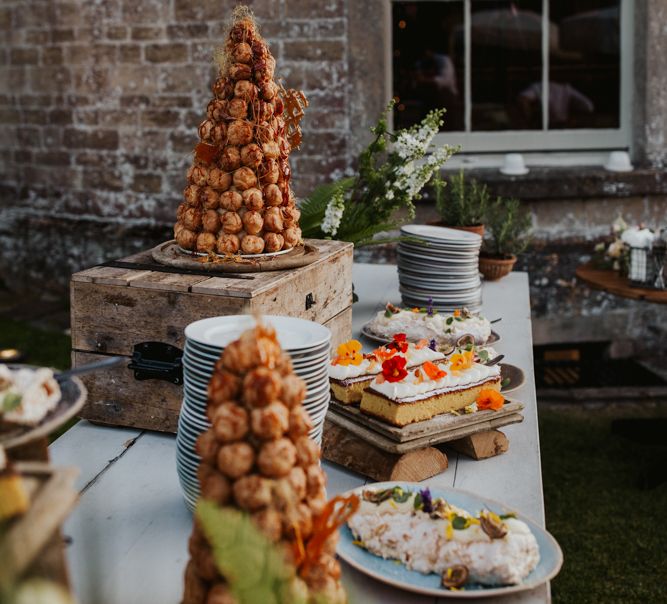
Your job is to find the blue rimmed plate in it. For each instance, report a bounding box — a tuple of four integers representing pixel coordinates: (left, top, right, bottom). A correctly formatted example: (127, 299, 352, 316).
(338, 481, 563, 599)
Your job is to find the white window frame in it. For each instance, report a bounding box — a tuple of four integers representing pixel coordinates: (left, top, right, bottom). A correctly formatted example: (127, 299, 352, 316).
(388, 0, 634, 157)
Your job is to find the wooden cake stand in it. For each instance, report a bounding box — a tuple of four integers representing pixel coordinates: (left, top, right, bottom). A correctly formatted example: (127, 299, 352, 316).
(322, 400, 524, 482)
(151, 240, 320, 273)
(576, 263, 667, 304)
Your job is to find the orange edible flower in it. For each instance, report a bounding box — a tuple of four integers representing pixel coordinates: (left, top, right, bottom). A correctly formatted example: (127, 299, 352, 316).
(415, 339, 429, 350)
(449, 350, 474, 372)
(414, 368, 424, 384)
(423, 361, 447, 380)
(411, 307, 421, 313)
(333, 340, 363, 366)
(374, 345, 396, 361)
(453, 309, 461, 318)
(295, 494, 360, 574)
(476, 389, 505, 411)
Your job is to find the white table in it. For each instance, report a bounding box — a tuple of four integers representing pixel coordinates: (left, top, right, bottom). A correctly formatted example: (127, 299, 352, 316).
(51, 265, 548, 604)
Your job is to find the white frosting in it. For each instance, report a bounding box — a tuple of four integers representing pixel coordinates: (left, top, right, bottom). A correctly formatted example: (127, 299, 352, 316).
(369, 309, 492, 345)
(0, 365, 61, 426)
(370, 361, 500, 402)
(349, 492, 540, 585)
(329, 345, 444, 381)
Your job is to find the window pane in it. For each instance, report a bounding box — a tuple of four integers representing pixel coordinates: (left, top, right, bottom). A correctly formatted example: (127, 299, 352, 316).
(471, 0, 543, 131)
(392, 1, 465, 132)
(549, 1, 620, 129)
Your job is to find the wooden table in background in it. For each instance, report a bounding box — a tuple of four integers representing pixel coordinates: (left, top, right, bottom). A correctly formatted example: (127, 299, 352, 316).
(51, 265, 548, 604)
(576, 263, 667, 304)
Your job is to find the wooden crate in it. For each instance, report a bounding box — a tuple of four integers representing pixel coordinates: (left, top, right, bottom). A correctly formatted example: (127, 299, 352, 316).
(70, 239, 353, 432)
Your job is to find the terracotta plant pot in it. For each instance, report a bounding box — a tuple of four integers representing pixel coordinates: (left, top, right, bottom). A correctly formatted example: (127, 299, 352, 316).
(427, 220, 485, 237)
(479, 254, 517, 281)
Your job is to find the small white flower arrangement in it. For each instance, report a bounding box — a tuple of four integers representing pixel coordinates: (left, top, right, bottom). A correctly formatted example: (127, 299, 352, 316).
(299, 101, 457, 245)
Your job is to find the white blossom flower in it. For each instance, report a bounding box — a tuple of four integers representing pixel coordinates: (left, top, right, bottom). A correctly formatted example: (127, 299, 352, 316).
(322, 189, 346, 236)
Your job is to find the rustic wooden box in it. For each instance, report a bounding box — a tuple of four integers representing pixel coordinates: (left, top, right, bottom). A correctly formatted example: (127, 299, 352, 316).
(70, 239, 353, 432)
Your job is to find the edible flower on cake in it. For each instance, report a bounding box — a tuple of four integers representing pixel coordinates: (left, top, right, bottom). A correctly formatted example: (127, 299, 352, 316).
(368, 304, 492, 346)
(360, 354, 501, 426)
(347, 486, 540, 587)
(329, 335, 446, 404)
(477, 389, 505, 411)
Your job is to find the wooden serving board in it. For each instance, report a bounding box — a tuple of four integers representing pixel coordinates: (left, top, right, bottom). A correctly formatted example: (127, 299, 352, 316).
(326, 408, 524, 454)
(0, 462, 79, 591)
(152, 240, 320, 273)
(329, 398, 524, 443)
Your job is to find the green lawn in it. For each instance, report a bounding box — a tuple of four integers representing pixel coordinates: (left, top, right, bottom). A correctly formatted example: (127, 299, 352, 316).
(1, 319, 666, 601)
(540, 407, 667, 603)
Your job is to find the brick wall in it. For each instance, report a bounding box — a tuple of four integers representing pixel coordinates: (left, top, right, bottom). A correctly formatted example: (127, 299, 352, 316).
(0, 0, 351, 293)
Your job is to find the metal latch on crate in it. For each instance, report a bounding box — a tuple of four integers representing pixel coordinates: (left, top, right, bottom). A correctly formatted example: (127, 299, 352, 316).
(128, 342, 183, 385)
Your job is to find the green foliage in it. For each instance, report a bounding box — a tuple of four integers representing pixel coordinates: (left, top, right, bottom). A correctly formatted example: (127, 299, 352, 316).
(0, 318, 71, 370)
(483, 197, 532, 258)
(434, 170, 490, 227)
(299, 101, 456, 246)
(540, 407, 667, 604)
(196, 500, 308, 604)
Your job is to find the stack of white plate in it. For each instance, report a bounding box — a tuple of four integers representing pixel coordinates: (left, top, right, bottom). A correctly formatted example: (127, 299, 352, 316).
(176, 315, 331, 510)
(398, 224, 483, 312)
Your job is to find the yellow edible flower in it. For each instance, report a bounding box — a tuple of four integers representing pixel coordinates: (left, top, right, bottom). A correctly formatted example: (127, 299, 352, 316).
(449, 350, 474, 372)
(332, 340, 363, 366)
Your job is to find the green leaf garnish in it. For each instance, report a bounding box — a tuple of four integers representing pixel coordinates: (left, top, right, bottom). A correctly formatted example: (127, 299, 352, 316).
(478, 349, 489, 361)
(501, 378, 511, 387)
(384, 309, 393, 318)
(451, 515, 470, 530)
(196, 500, 305, 604)
(446, 317, 454, 325)
(499, 512, 517, 520)
(391, 487, 410, 503)
(413, 492, 423, 510)
(2, 392, 22, 412)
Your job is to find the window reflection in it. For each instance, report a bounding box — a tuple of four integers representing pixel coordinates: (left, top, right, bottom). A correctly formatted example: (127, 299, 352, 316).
(549, 1, 620, 129)
(392, 1, 465, 131)
(470, 0, 544, 131)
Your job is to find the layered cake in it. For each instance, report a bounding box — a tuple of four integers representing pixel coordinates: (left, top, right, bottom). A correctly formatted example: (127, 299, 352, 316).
(367, 305, 492, 346)
(329, 335, 445, 404)
(360, 350, 502, 426)
(348, 485, 540, 587)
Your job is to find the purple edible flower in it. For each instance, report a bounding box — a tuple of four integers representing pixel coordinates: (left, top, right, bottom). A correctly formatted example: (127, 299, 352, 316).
(429, 339, 437, 351)
(420, 488, 433, 514)
(427, 297, 434, 316)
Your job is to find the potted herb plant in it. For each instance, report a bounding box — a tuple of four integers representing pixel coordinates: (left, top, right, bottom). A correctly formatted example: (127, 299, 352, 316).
(430, 170, 489, 237)
(479, 196, 532, 281)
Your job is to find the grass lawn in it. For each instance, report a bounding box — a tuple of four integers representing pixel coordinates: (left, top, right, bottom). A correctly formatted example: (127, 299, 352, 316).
(540, 406, 667, 603)
(2, 318, 666, 601)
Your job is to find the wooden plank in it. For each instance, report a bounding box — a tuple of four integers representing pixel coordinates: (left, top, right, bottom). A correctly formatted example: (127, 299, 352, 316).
(128, 271, 211, 292)
(0, 464, 78, 589)
(70, 280, 246, 356)
(326, 409, 524, 454)
(50, 421, 142, 492)
(190, 272, 278, 297)
(576, 263, 667, 304)
(328, 306, 352, 349)
(72, 266, 153, 286)
(447, 429, 509, 460)
(330, 399, 524, 442)
(322, 421, 448, 482)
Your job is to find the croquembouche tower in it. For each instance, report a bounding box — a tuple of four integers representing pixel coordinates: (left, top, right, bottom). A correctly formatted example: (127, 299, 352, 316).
(182, 323, 353, 604)
(174, 7, 306, 257)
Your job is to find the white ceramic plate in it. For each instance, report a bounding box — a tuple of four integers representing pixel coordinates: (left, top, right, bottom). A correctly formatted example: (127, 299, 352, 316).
(185, 315, 331, 351)
(401, 224, 482, 244)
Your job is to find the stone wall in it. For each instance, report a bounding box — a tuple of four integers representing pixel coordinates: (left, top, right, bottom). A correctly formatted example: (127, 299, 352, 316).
(1, 0, 666, 357)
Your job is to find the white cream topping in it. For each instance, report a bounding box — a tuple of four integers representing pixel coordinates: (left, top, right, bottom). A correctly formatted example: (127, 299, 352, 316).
(329, 345, 444, 381)
(349, 492, 540, 586)
(369, 361, 500, 402)
(369, 309, 492, 345)
(0, 366, 61, 426)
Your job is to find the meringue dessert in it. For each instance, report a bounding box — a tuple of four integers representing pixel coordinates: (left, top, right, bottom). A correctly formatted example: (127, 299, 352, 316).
(367, 305, 492, 346)
(348, 485, 540, 588)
